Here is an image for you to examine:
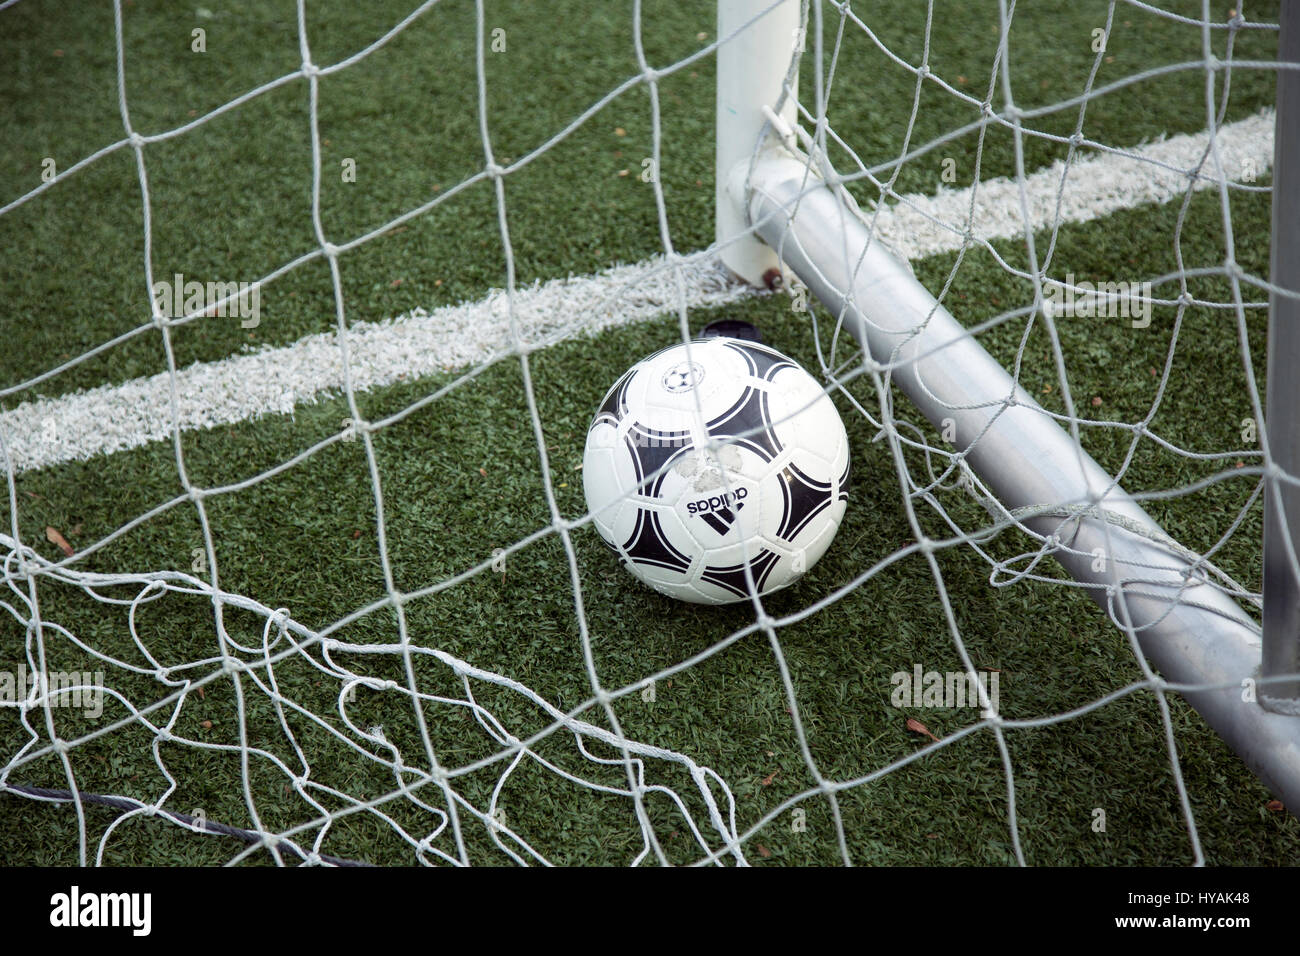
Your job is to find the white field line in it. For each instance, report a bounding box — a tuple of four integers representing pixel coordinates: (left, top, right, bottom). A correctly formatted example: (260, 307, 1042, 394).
(872, 110, 1275, 261)
(0, 112, 1274, 475)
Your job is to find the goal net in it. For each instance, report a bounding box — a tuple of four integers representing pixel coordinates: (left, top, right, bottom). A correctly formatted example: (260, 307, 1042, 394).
(1, 0, 1296, 865)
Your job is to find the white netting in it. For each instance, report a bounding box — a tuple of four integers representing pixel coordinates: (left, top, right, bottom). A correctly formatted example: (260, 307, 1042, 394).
(1, 0, 1296, 865)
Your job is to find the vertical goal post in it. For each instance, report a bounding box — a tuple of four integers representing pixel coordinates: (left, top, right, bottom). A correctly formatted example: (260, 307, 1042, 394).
(1262, 1, 1300, 715)
(715, 0, 801, 286)
(716, 0, 1300, 810)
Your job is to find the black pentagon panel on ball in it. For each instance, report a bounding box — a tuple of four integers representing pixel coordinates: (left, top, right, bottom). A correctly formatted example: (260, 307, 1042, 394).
(775, 463, 836, 542)
(597, 367, 636, 421)
(591, 412, 618, 430)
(721, 339, 796, 382)
(621, 508, 692, 573)
(624, 422, 692, 495)
(699, 549, 782, 599)
(705, 386, 782, 462)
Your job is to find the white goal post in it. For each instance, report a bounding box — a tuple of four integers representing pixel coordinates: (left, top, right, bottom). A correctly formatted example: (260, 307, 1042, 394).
(716, 0, 1300, 809)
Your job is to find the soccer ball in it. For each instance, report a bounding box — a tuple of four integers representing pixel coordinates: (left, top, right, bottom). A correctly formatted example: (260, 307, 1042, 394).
(582, 336, 850, 605)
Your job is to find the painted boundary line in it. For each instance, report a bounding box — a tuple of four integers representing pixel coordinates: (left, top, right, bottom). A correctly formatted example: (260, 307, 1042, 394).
(0, 111, 1274, 474)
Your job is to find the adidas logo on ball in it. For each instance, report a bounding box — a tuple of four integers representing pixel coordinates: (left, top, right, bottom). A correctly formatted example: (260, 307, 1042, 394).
(686, 487, 748, 515)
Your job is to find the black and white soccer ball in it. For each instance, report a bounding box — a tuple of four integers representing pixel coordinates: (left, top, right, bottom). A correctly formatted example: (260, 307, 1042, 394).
(582, 336, 850, 605)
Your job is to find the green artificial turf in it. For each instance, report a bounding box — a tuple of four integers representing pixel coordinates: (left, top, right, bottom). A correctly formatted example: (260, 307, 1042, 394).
(1, 0, 1296, 865)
